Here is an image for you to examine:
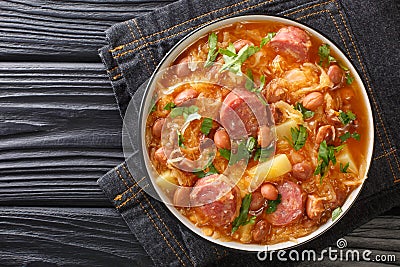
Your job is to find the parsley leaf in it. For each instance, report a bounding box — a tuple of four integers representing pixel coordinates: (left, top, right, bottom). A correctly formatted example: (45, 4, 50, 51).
(164, 102, 176, 110)
(220, 44, 260, 75)
(194, 163, 219, 178)
(340, 162, 350, 173)
(204, 32, 219, 67)
(244, 69, 267, 105)
(338, 110, 356, 125)
(286, 125, 308, 151)
(332, 206, 342, 221)
(218, 45, 237, 57)
(314, 141, 345, 182)
(177, 131, 186, 148)
(294, 102, 315, 119)
(266, 194, 282, 214)
(219, 148, 231, 161)
(345, 72, 354, 84)
(232, 194, 256, 233)
(246, 136, 257, 152)
(229, 140, 250, 165)
(260, 32, 276, 47)
(318, 44, 331, 66)
(170, 105, 199, 120)
(254, 146, 274, 162)
(200, 117, 213, 135)
(339, 131, 361, 142)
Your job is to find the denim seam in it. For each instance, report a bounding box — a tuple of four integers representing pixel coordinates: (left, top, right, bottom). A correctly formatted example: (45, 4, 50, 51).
(112, 0, 274, 60)
(108, 0, 254, 53)
(125, 20, 153, 75)
(121, 164, 196, 266)
(132, 18, 158, 70)
(333, 0, 399, 181)
(115, 167, 187, 266)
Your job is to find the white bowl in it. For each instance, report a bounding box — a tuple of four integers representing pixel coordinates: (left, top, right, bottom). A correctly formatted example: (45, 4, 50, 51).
(139, 15, 374, 252)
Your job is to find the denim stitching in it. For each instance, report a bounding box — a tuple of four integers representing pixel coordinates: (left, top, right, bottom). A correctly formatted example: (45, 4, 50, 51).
(122, 164, 195, 266)
(108, 0, 253, 53)
(114, 167, 186, 266)
(112, 0, 274, 59)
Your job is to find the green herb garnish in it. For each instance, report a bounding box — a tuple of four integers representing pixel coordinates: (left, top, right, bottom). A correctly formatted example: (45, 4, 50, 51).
(266, 194, 282, 214)
(338, 110, 356, 125)
(204, 32, 219, 67)
(286, 125, 308, 151)
(294, 102, 315, 119)
(246, 136, 257, 152)
(318, 44, 331, 66)
(260, 32, 276, 47)
(164, 102, 176, 111)
(339, 132, 360, 142)
(254, 146, 274, 162)
(231, 194, 256, 233)
(220, 44, 260, 75)
(200, 117, 213, 135)
(345, 72, 354, 84)
(229, 140, 250, 165)
(194, 163, 219, 178)
(340, 162, 350, 173)
(177, 131, 186, 148)
(314, 141, 345, 182)
(219, 148, 231, 161)
(332, 206, 342, 221)
(245, 69, 265, 93)
(170, 105, 199, 120)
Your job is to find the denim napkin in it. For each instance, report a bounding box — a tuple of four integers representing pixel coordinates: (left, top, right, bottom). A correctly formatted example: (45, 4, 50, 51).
(97, 0, 400, 266)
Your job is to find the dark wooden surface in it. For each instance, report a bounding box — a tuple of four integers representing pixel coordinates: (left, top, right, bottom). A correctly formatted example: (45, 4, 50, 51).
(0, 1, 398, 266)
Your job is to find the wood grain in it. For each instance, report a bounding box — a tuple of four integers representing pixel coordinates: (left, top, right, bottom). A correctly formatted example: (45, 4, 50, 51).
(0, 62, 123, 206)
(0, 207, 397, 267)
(0, 207, 152, 266)
(0, 0, 173, 62)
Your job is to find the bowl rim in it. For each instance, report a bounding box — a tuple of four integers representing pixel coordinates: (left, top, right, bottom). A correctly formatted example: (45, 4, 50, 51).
(138, 14, 375, 252)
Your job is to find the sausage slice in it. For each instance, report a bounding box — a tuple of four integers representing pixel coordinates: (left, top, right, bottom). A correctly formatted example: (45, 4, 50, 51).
(266, 181, 304, 226)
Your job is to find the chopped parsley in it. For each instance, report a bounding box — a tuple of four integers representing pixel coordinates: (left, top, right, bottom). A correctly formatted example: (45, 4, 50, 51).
(286, 125, 308, 151)
(294, 102, 315, 119)
(245, 69, 265, 93)
(338, 110, 356, 125)
(170, 105, 199, 120)
(194, 163, 219, 178)
(219, 148, 231, 161)
(266, 194, 282, 214)
(177, 131, 186, 148)
(339, 131, 360, 142)
(332, 206, 342, 221)
(204, 32, 219, 67)
(229, 139, 250, 165)
(231, 194, 256, 233)
(345, 72, 354, 84)
(314, 141, 345, 183)
(246, 136, 257, 152)
(340, 162, 350, 173)
(260, 32, 276, 47)
(200, 117, 213, 135)
(253, 146, 274, 162)
(318, 44, 331, 66)
(219, 43, 260, 75)
(164, 102, 176, 111)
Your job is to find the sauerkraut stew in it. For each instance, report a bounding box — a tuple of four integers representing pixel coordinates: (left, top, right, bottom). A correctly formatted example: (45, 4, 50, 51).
(145, 21, 370, 245)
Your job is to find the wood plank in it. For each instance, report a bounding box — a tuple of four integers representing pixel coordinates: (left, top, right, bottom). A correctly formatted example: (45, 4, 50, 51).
(0, 62, 123, 206)
(0, 207, 398, 266)
(0, 0, 174, 62)
(0, 207, 152, 266)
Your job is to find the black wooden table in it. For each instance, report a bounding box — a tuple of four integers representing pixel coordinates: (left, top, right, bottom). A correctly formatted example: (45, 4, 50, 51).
(0, 1, 398, 266)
